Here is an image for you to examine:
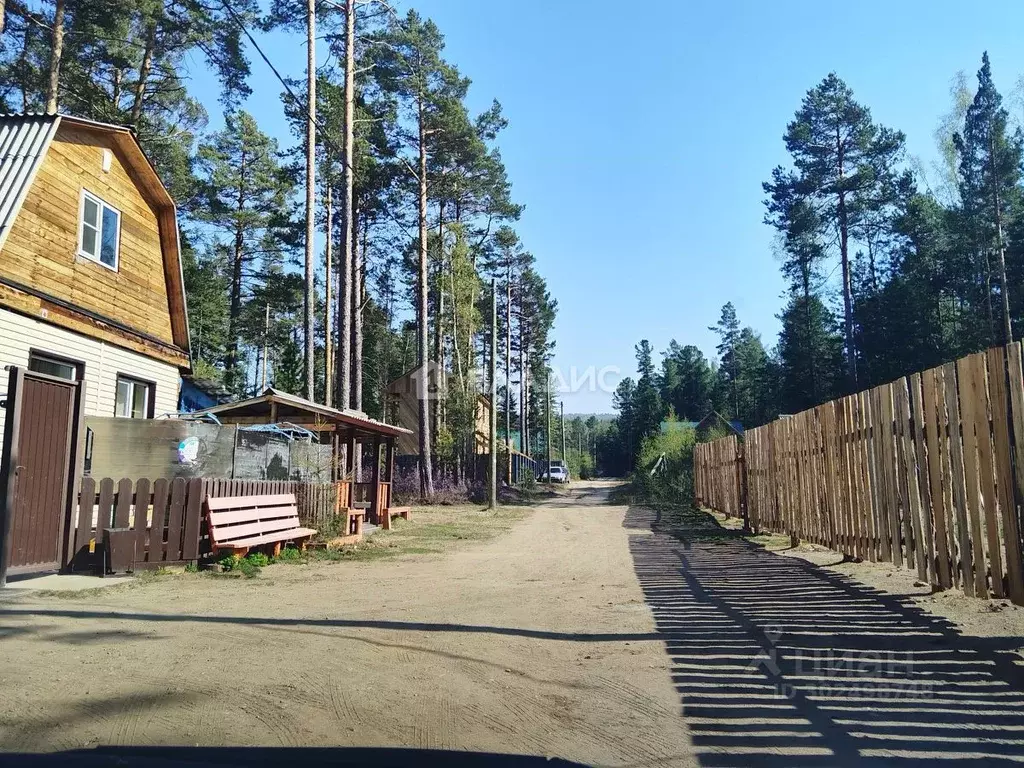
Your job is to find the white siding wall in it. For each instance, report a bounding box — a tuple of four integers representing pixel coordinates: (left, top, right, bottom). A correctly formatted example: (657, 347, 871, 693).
(0, 308, 180, 461)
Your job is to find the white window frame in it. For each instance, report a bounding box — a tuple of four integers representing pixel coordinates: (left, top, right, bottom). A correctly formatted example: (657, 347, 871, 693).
(115, 375, 154, 419)
(77, 188, 121, 271)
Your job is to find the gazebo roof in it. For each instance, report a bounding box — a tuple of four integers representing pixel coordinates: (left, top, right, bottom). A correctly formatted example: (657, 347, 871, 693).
(195, 388, 411, 439)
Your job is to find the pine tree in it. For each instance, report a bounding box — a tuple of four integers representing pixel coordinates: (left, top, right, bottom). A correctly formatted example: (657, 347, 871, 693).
(710, 302, 741, 416)
(764, 74, 906, 386)
(196, 111, 296, 394)
(954, 52, 1023, 344)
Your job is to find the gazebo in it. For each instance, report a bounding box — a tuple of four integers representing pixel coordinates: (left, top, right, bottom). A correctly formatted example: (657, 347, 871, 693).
(196, 388, 412, 526)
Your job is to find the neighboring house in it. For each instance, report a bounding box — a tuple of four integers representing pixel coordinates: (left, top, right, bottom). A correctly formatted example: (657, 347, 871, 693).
(0, 114, 190, 455)
(179, 376, 232, 413)
(385, 367, 492, 456)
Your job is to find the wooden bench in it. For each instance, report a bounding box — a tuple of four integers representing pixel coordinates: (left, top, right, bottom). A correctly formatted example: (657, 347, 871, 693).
(380, 506, 411, 530)
(205, 493, 318, 557)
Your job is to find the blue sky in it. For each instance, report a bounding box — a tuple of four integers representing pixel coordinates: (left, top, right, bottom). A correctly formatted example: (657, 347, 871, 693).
(192, 0, 1024, 413)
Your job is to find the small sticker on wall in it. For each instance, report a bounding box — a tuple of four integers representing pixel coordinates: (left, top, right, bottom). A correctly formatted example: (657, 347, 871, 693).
(177, 436, 199, 465)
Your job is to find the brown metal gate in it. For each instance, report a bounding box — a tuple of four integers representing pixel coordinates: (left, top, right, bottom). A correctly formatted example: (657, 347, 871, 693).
(0, 366, 85, 583)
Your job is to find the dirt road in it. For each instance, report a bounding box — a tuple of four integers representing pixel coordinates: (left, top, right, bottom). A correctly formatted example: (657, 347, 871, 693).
(2, 481, 1024, 765)
(0, 482, 691, 764)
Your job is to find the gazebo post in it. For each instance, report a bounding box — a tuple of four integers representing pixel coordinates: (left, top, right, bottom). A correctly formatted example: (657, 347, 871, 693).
(347, 430, 357, 481)
(369, 435, 382, 526)
(330, 430, 340, 483)
(385, 437, 396, 484)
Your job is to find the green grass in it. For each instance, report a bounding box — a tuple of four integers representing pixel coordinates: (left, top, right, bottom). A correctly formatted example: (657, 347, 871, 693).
(273, 504, 531, 567)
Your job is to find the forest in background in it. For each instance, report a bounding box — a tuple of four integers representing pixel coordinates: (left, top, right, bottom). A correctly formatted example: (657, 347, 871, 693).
(602, 53, 1024, 479)
(0, 0, 558, 496)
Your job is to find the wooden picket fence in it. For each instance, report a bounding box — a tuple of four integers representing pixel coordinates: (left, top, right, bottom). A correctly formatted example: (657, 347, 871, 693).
(69, 477, 347, 573)
(694, 342, 1024, 604)
(693, 435, 743, 519)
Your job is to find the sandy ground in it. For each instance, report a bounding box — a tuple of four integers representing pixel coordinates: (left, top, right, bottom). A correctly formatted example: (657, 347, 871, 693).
(710, 509, 1024, 656)
(2, 484, 1024, 766)
(0, 481, 693, 765)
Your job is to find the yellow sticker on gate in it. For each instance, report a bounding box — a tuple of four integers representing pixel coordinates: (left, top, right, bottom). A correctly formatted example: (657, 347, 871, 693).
(89, 538, 95, 554)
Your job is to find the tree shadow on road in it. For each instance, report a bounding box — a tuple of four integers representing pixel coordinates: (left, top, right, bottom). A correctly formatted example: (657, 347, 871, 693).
(624, 504, 1024, 766)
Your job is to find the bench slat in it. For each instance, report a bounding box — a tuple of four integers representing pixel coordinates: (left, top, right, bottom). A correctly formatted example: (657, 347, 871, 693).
(209, 506, 299, 526)
(217, 527, 318, 549)
(206, 493, 297, 512)
(212, 519, 294, 542)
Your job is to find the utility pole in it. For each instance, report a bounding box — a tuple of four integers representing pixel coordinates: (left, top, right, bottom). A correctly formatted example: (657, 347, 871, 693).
(546, 370, 552, 486)
(489, 279, 498, 509)
(560, 401, 566, 463)
(303, 0, 316, 401)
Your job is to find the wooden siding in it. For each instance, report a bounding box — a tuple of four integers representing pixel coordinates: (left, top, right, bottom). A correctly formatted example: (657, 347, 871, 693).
(0, 307, 179, 464)
(386, 370, 491, 456)
(0, 125, 182, 365)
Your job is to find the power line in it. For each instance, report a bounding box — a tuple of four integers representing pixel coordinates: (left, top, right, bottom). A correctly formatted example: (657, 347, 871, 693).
(219, 0, 351, 171)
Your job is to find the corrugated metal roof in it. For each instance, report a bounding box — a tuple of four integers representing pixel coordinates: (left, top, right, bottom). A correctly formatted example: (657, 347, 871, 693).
(0, 114, 59, 251)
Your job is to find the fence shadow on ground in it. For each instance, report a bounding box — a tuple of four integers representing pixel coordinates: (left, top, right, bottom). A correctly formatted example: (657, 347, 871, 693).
(624, 505, 1024, 766)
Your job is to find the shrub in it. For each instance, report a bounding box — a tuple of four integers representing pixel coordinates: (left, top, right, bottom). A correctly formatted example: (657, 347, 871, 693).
(218, 551, 269, 577)
(274, 546, 304, 563)
(246, 552, 271, 568)
(633, 424, 697, 504)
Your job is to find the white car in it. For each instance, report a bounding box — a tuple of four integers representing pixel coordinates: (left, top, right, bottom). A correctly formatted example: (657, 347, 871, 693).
(540, 465, 569, 483)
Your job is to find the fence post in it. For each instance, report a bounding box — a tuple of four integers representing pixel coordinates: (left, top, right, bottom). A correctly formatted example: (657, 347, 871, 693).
(737, 439, 750, 534)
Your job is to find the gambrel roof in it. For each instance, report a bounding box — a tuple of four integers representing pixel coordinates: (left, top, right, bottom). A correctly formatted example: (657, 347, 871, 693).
(0, 113, 189, 360)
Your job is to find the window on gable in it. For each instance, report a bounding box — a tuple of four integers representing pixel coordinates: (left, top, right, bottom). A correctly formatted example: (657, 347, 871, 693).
(79, 189, 120, 270)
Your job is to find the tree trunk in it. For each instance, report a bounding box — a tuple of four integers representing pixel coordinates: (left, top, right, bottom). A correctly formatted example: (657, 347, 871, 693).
(835, 127, 857, 387)
(352, 209, 363, 481)
(504, 265, 512, 482)
(991, 132, 1013, 345)
(303, 0, 317, 401)
(225, 149, 247, 392)
(521, 327, 530, 457)
(45, 0, 66, 114)
(19, 22, 31, 112)
(226, 225, 245, 390)
(450, 253, 464, 390)
(434, 204, 445, 436)
(802, 265, 817, 404)
(336, 0, 355, 410)
(130, 24, 156, 125)
(324, 184, 334, 406)
(984, 249, 996, 344)
(417, 92, 435, 498)
(837, 204, 857, 387)
(354, 211, 365, 413)
(111, 69, 122, 110)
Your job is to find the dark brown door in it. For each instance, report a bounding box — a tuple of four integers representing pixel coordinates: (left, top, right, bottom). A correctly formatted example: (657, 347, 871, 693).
(0, 369, 80, 576)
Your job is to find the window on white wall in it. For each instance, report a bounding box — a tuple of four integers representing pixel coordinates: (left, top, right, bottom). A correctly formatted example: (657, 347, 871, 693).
(115, 375, 153, 418)
(28, 351, 82, 381)
(78, 189, 120, 270)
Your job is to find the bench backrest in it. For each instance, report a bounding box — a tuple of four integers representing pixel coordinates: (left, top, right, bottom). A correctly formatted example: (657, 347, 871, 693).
(205, 493, 302, 547)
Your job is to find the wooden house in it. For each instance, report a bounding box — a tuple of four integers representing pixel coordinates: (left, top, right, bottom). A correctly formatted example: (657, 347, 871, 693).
(386, 367, 492, 456)
(0, 114, 190, 455)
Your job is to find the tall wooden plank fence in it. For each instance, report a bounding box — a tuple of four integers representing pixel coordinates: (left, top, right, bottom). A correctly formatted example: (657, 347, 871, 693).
(694, 342, 1024, 604)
